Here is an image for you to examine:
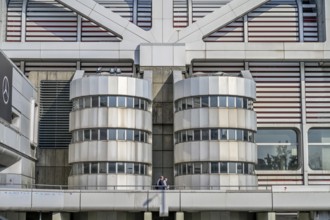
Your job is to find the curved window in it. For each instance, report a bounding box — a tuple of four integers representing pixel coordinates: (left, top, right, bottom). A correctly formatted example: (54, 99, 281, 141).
(308, 128, 330, 170)
(174, 95, 253, 112)
(175, 128, 255, 144)
(72, 128, 150, 143)
(255, 129, 299, 171)
(71, 162, 150, 176)
(72, 95, 150, 111)
(175, 162, 255, 176)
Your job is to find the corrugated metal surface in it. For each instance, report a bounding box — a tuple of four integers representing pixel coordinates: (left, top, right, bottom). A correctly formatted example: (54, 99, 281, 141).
(203, 18, 244, 42)
(257, 174, 303, 186)
(137, 0, 152, 30)
(173, 0, 189, 28)
(26, 0, 78, 42)
(302, 0, 318, 42)
(94, 0, 134, 22)
(39, 80, 72, 148)
(308, 174, 330, 185)
(247, 0, 299, 42)
(305, 62, 330, 123)
(6, 0, 23, 42)
(249, 62, 301, 124)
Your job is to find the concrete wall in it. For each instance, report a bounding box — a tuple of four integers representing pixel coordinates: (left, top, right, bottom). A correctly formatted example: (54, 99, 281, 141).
(140, 66, 185, 187)
(28, 71, 75, 186)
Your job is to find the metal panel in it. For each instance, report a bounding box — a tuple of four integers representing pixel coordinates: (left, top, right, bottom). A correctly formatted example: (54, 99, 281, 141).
(26, 0, 78, 42)
(302, 0, 318, 42)
(6, 0, 23, 42)
(39, 80, 72, 148)
(305, 62, 330, 123)
(249, 61, 302, 124)
(191, 0, 231, 23)
(137, 0, 152, 30)
(173, 0, 189, 28)
(203, 18, 244, 42)
(248, 0, 299, 42)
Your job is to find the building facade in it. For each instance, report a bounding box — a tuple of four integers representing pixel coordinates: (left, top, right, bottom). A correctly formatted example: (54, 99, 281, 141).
(0, 0, 330, 219)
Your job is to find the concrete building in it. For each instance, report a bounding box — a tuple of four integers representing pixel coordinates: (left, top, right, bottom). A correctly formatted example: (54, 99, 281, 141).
(0, 0, 330, 219)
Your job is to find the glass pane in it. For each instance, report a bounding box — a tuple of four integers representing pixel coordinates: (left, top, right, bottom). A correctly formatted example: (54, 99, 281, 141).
(194, 163, 201, 174)
(210, 96, 217, 107)
(186, 97, 193, 109)
(244, 163, 248, 174)
(84, 97, 91, 108)
(220, 162, 227, 173)
(100, 96, 107, 107)
(100, 129, 107, 140)
(134, 163, 140, 174)
(127, 130, 133, 141)
(256, 129, 297, 143)
(78, 98, 83, 109)
(193, 97, 201, 108)
(126, 163, 133, 174)
(91, 129, 98, 140)
(211, 129, 218, 140)
(236, 97, 243, 108)
(91, 163, 98, 174)
(109, 96, 116, 107)
(140, 100, 145, 110)
(117, 163, 125, 173)
(127, 97, 134, 108)
(134, 131, 140, 141)
(118, 96, 125, 107)
(134, 98, 140, 109)
(77, 164, 82, 175)
(243, 98, 248, 109)
(201, 96, 209, 107)
(187, 163, 193, 174)
(99, 162, 107, 173)
(141, 165, 145, 175)
(237, 130, 243, 141)
(194, 130, 200, 141)
(187, 130, 193, 141)
(178, 99, 182, 111)
(228, 129, 235, 140)
(220, 129, 227, 140)
(182, 99, 187, 110)
(219, 96, 226, 107)
(84, 130, 90, 141)
(202, 129, 209, 140)
(140, 132, 145, 142)
(73, 99, 79, 110)
(83, 163, 90, 174)
(202, 162, 209, 174)
(92, 96, 99, 107)
(78, 130, 83, 142)
(228, 162, 236, 173)
(182, 131, 187, 142)
(109, 129, 116, 140)
(309, 145, 330, 170)
(308, 128, 330, 143)
(228, 96, 235, 108)
(118, 129, 125, 140)
(237, 163, 243, 174)
(108, 163, 116, 173)
(211, 162, 219, 173)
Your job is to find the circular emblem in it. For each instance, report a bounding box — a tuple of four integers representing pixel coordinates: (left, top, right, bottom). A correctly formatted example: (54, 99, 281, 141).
(2, 76, 10, 104)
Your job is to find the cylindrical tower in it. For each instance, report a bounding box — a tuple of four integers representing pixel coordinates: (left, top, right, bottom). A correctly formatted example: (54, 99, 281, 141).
(68, 72, 152, 189)
(173, 73, 257, 189)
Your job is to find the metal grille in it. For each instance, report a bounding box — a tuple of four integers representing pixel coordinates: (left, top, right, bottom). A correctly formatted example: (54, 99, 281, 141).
(137, 0, 152, 30)
(94, 0, 134, 22)
(305, 62, 330, 123)
(191, 60, 245, 75)
(81, 18, 122, 42)
(39, 81, 72, 148)
(26, 0, 78, 42)
(247, 0, 299, 42)
(249, 62, 301, 124)
(6, 0, 23, 42)
(203, 18, 244, 42)
(302, 0, 318, 42)
(173, 0, 189, 28)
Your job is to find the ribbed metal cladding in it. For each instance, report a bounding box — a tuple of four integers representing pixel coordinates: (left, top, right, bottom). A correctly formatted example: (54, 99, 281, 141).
(26, 0, 78, 42)
(248, 0, 299, 42)
(203, 18, 244, 42)
(305, 62, 330, 123)
(192, 0, 231, 23)
(302, 0, 318, 42)
(39, 80, 72, 148)
(81, 18, 122, 42)
(173, 0, 189, 28)
(6, 0, 23, 42)
(249, 62, 302, 124)
(94, 0, 152, 30)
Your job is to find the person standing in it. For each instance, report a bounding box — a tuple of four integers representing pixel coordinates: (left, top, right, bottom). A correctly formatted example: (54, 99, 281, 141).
(156, 176, 164, 190)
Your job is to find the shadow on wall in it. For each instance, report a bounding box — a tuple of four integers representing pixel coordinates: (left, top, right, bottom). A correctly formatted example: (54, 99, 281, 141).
(0, 216, 8, 220)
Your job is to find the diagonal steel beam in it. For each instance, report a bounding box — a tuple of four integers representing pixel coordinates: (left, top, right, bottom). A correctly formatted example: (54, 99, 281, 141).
(174, 0, 271, 43)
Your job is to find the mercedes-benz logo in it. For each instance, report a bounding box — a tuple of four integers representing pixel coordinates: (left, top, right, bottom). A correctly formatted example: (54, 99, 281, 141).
(2, 76, 9, 104)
